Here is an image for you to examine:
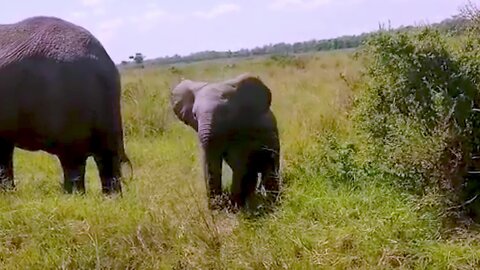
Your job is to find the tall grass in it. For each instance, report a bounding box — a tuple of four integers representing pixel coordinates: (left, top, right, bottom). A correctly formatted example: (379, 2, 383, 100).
(1, 51, 480, 269)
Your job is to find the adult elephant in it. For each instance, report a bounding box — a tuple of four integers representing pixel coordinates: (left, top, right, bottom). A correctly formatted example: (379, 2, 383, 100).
(0, 16, 130, 194)
(171, 73, 281, 209)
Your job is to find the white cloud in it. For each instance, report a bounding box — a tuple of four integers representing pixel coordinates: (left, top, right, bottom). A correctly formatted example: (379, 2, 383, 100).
(193, 3, 241, 19)
(71, 11, 87, 19)
(81, 0, 104, 7)
(269, 0, 332, 10)
(144, 9, 170, 21)
(79, 0, 111, 15)
(98, 18, 123, 30)
(94, 18, 124, 45)
(92, 7, 106, 16)
(128, 7, 183, 32)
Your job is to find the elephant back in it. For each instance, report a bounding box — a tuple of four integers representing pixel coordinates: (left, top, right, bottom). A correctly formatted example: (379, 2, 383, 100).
(0, 16, 109, 67)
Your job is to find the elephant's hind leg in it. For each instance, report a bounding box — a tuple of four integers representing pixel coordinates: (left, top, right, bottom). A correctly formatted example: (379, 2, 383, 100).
(58, 152, 87, 194)
(94, 150, 122, 195)
(260, 152, 281, 204)
(261, 166, 280, 202)
(0, 140, 14, 190)
(91, 129, 123, 195)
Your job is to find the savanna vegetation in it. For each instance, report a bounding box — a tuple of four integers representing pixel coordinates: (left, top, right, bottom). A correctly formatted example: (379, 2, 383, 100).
(2, 3, 480, 269)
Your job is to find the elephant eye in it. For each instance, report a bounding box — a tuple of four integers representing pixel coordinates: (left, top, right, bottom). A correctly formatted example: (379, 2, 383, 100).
(192, 111, 197, 120)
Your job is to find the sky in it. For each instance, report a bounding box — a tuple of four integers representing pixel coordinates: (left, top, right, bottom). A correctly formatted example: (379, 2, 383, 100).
(0, 0, 471, 63)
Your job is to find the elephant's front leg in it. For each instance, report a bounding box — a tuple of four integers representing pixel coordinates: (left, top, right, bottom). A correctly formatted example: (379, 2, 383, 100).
(202, 148, 224, 209)
(231, 168, 258, 209)
(227, 149, 258, 209)
(0, 140, 14, 190)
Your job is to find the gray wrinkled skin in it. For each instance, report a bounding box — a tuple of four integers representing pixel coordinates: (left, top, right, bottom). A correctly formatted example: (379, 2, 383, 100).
(171, 73, 281, 210)
(0, 16, 130, 194)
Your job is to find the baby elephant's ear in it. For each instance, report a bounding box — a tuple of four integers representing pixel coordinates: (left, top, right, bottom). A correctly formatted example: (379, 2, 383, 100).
(229, 73, 272, 114)
(170, 80, 207, 131)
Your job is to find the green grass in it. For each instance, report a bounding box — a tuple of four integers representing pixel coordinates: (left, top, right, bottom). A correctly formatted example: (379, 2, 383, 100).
(1, 51, 480, 269)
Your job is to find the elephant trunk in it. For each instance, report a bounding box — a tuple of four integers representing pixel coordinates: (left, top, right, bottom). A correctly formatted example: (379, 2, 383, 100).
(197, 116, 215, 147)
(197, 115, 223, 205)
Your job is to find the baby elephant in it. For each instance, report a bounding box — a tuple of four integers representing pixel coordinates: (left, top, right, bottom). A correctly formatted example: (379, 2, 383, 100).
(171, 73, 281, 209)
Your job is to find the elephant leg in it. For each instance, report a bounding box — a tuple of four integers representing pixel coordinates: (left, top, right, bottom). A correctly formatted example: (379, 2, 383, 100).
(0, 140, 14, 190)
(202, 149, 223, 208)
(226, 147, 258, 208)
(261, 163, 280, 201)
(231, 168, 258, 208)
(230, 167, 244, 207)
(260, 150, 281, 203)
(241, 169, 259, 207)
(59, 153, 87, 194)
(94, 151, 122, 195)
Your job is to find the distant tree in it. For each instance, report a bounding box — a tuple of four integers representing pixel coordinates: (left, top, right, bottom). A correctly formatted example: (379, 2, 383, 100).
(459, 1, 480, 32)
(129, 53, 146, 64)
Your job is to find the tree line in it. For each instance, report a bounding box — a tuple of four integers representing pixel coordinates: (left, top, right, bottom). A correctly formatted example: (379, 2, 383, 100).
(121, 15, 468, 67)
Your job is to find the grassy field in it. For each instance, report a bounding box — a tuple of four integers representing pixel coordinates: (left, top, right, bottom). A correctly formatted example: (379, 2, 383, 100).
(1, 50, 480, 269)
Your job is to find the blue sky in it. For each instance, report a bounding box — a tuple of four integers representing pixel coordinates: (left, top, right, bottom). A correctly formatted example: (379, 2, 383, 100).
(1, 0, 470, 63)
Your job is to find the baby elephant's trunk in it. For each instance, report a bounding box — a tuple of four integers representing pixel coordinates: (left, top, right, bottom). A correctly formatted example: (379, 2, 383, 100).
(198, 116, 216, 147)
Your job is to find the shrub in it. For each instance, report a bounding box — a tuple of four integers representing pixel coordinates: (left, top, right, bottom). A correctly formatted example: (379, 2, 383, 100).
(351, 25, 480, 216)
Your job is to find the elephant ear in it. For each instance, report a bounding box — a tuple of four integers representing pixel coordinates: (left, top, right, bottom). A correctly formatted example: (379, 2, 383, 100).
(170, 80, 208, 131)
(225, 73, 272, 114)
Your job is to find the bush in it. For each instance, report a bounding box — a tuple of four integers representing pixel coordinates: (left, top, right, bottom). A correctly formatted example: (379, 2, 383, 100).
(351, 26, 480, 216)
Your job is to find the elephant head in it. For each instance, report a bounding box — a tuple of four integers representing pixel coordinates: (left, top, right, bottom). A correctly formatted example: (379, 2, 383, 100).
(170, 80, 208, 131)
(171, 73, 280, 210)
(171, 73, 272, 142)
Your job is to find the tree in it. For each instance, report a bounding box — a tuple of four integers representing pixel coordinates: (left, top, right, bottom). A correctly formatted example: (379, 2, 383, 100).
(129, 53, 146, 64)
